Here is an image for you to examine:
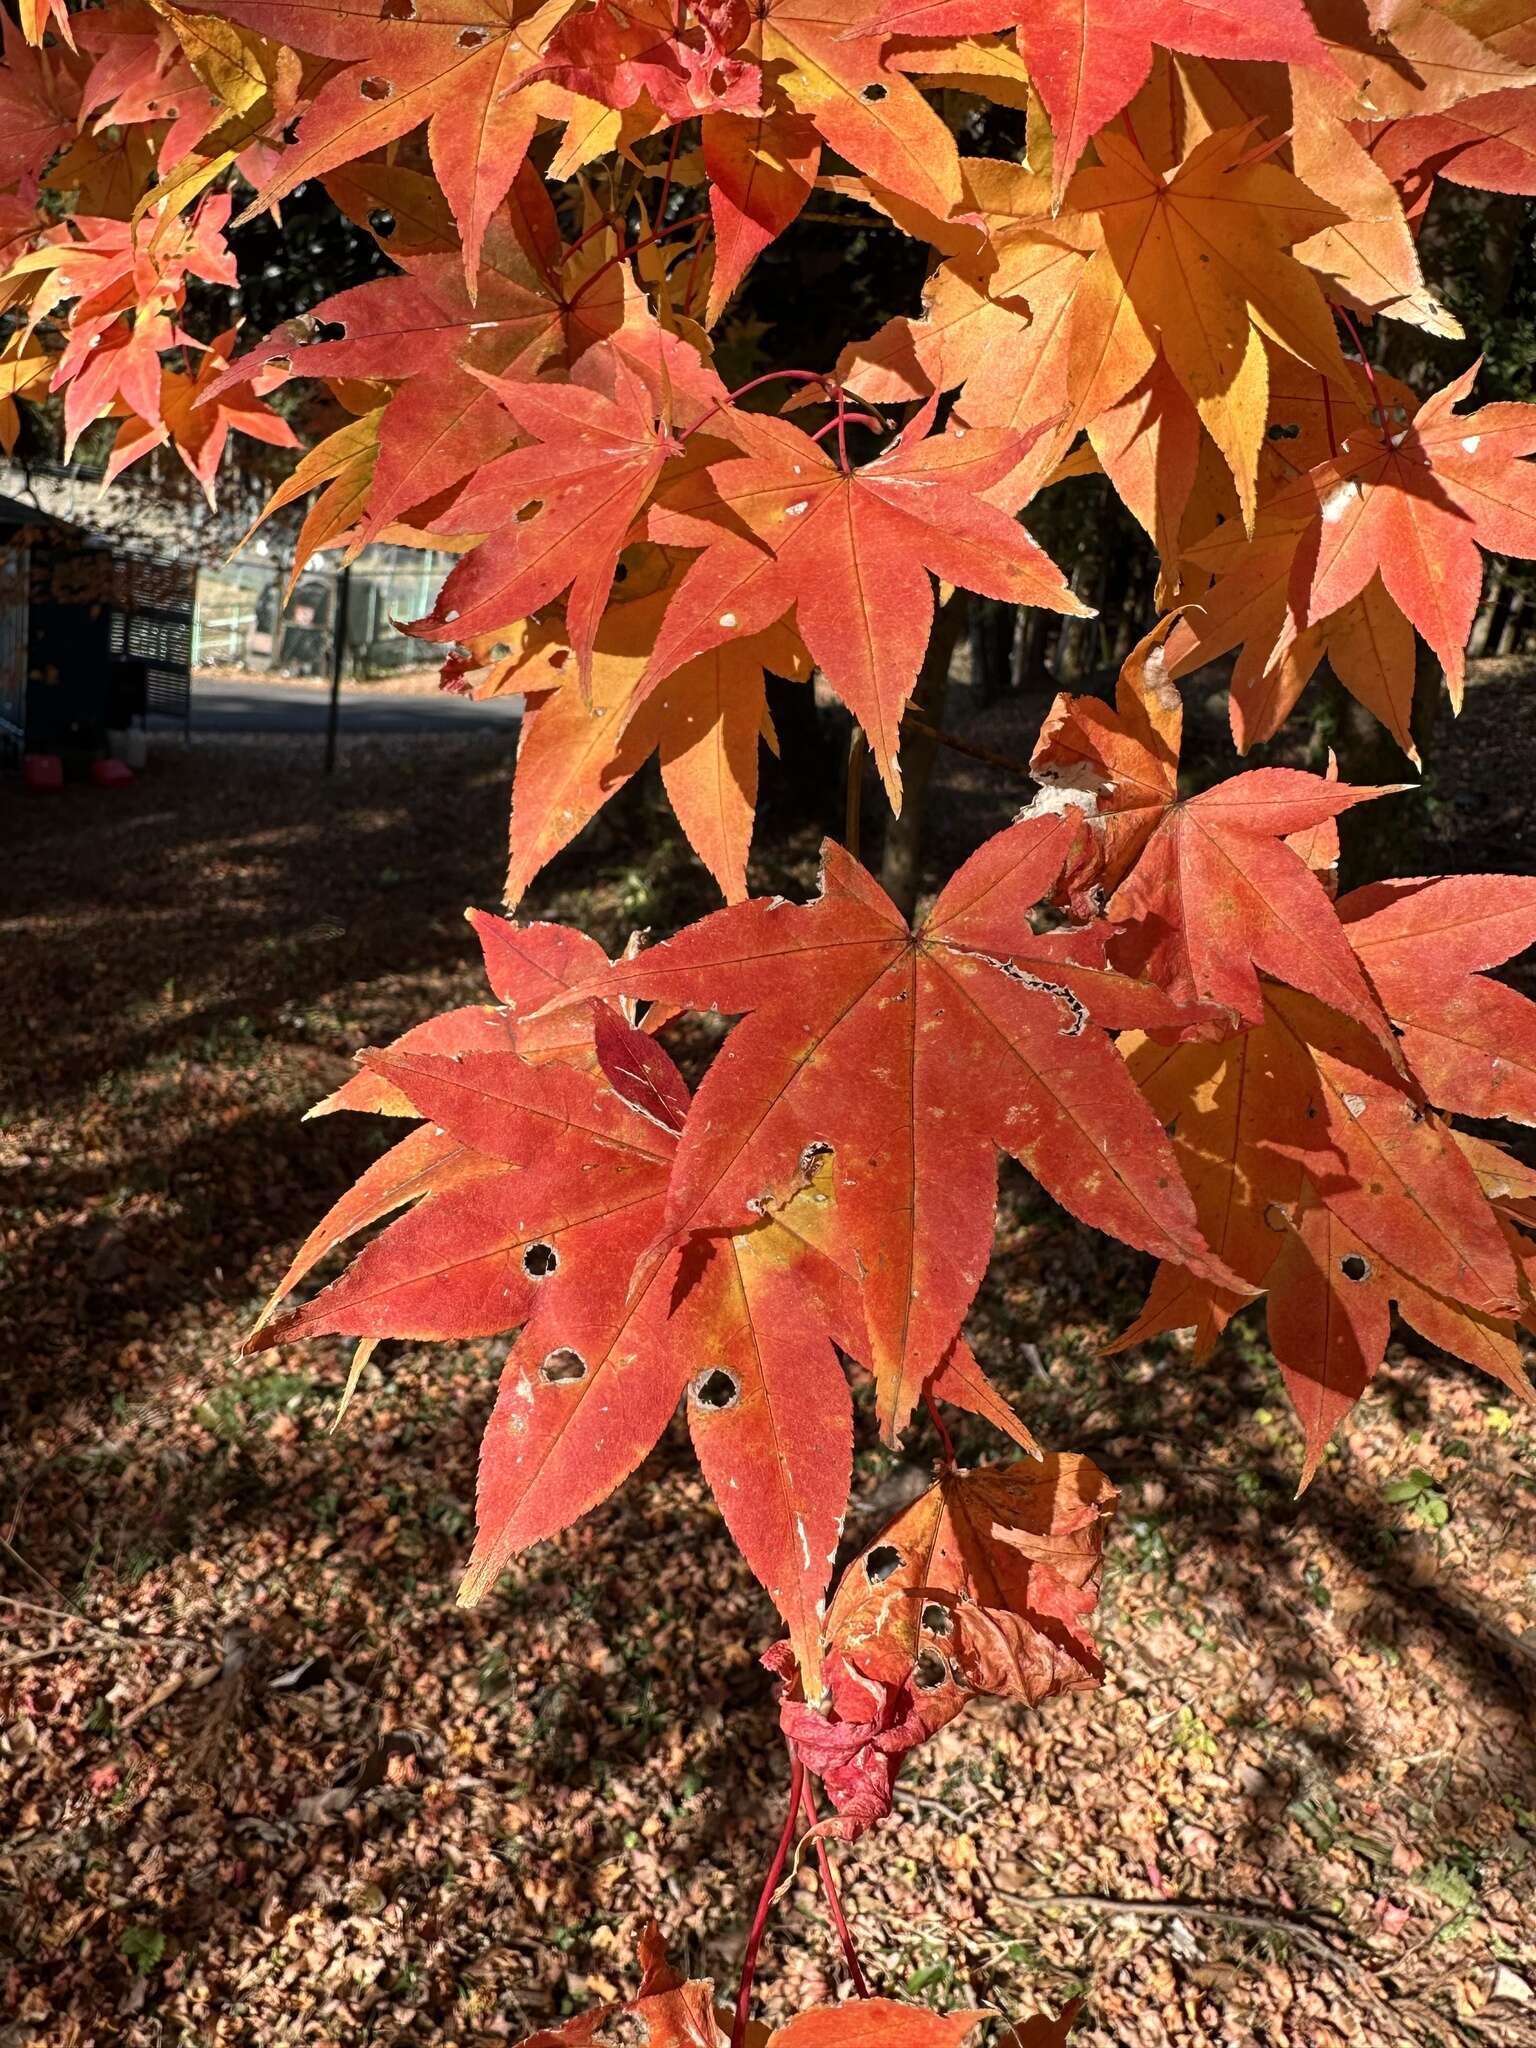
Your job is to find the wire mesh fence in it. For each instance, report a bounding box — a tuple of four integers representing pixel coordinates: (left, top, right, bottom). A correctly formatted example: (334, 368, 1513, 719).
(192, 548, 458, 680)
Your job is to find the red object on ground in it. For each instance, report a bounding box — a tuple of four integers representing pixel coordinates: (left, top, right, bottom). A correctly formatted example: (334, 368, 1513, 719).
(23, 754, 63, 792)
(90, 758, 134, 788)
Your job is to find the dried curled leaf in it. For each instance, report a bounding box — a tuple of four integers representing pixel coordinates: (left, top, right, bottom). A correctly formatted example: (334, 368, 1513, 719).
(770, 1453, 1116, 1838)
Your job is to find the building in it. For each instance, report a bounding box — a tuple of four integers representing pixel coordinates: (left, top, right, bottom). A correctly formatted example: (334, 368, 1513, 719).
(0, 493, 193, 767)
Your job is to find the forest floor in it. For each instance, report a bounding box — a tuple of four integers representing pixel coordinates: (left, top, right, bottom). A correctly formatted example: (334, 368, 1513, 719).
(3, 658, 1536, 2048)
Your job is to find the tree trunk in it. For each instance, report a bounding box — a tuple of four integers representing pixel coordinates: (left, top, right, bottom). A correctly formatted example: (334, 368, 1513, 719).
(880, 592, 970, 920)
(761, 669, 837, 833)
(969, 598, 1014, 705)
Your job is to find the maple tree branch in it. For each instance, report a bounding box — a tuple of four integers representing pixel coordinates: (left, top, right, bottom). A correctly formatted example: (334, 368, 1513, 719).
(0, 1592, 206, 1653)
(923, 1387, 957, 1466)
(567, 214, 709, 311)
(678, 370, 834, 446)
(1320, 372, 1338, 458)
(560, 207, 627, 271)
(681, 207, 711, 320)
(987, 1883, 1364, 1972)
(800, 1778, 872, 1997)
(1334, 303, 1386, 427)
(731, 1756, 805, 2048)
(900, 708, 1035, 781)
(654, 118, 685, 228)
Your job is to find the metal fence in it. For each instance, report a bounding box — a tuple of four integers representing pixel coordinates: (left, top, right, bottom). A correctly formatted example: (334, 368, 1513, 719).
(192, 547, 458, 680)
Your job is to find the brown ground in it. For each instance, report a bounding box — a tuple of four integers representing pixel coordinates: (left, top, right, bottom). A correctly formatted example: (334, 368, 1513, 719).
(3, 664, 1535, 2048)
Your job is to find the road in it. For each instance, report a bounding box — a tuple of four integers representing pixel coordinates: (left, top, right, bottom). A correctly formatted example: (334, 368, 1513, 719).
(149, 679, 523, 737)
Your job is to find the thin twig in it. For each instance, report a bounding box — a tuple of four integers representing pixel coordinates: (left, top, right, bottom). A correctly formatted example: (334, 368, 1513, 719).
(900, 709, 1035, 781)
(922, 1387, 956, 1466)
(731, 1758, 805, 2048)
(0, 1593, 206, 1653)
(1334, 303, 1387, 428)
(801, 1780, 872, 1997)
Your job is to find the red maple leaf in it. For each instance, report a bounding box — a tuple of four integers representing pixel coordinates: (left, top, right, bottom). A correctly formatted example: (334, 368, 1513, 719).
(412, 330, 740, 690)
(642, 406, 1087, 808)
(522, 0, 764, 121)
(858, 0, 1337, 202)
(1282, 362, 1536, 702)
(203, 190, 573, 540)
(612, 813, 1241, 1441)
(769, 1453, 1114, 1839)
(1340, 874, 1536, 1127)
(197, 0, 547, 290)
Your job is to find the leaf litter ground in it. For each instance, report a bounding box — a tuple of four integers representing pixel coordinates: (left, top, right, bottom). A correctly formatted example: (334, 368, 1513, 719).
(2, 684, 1536, 2048)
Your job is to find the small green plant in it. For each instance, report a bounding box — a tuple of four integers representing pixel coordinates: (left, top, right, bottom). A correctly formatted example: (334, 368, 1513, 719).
(1382, 1469, 1452, 1530)
(120, 1926, 165, 1976)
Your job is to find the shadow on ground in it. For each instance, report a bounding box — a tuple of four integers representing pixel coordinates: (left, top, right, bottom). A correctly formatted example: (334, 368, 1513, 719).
(2, 695, 1535, 2046)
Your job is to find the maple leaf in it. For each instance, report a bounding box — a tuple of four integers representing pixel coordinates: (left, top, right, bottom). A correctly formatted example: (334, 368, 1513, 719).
(242, 404, 383, 587)
(193, 0, 557, 291)
(771, 1454, 1114, 1837)
(832, 159, 1069, 407)
(508, 1927, 992, 2045)
(252, 1026, 687, 1590)
(1169, 523, 1422, 760)
(535, 0, 963, 221)
(704, 108, 820, 322)
(1280, 361, 1536, 703)
(18, 0, 75, 48)
(1051, 126, 1350, 527)
(1032, 616, 1401, 1036)
(1118, 982, 1531, 1482)
(0, 19, 78, 194)
(1097, 755, 1401, 1040)
(1307, 0, 1536, 126)
(513, 1921, 721, 2046)
(521, 0, 765, 121)
(257, 915, 1042, 1649)
(103, 325, 298, 503)
(91, 4, 306, 221)
(0, 328, 52, 453)
(1366, 82, 1536, 199)
(253, 910, 616, 1316)
(641, 407, 1087, 808)
(864, 0, 1337, 207)
(1287, 70, 1464, 338)
(461, 541, 812, 906)
(204, 191, 571, 541)
(412, 335, 739, 691)
(1339, 875, 1536, 1127)
(1153, 354, 1423, 749)
(1029, 616, 1183, 904)
(833, 161, 1107, 512)
(613, 815, 1240, 1442)
(14, 191, 237, 452)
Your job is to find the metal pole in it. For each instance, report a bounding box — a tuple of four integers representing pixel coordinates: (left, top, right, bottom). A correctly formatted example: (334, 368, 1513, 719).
(324, 559, 350, 775)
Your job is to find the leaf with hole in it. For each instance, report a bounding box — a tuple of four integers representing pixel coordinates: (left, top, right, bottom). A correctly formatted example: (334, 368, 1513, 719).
(771, 1453, 1115, 1837)
(1117, 980, 1533, 1484)
(613, 817, 1243, 1443)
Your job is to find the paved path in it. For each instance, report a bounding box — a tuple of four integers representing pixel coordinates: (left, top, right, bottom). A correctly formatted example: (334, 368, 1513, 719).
(149, 680, 522, 737)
